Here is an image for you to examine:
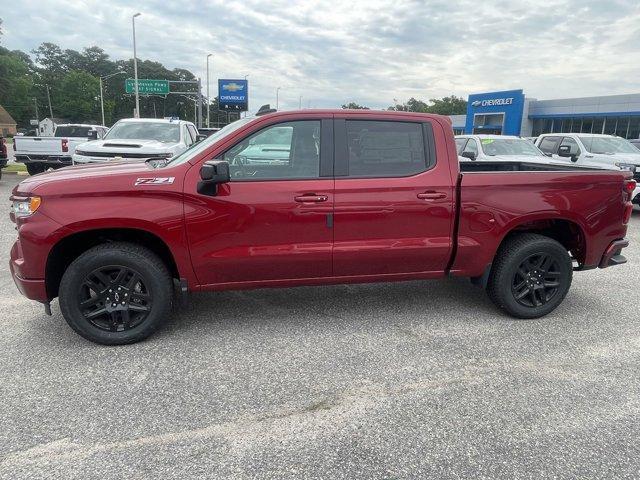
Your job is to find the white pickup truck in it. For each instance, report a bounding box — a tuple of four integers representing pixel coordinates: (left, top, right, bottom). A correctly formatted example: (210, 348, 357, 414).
(73, 118, 200, 164)
(14, 124, 108, 175)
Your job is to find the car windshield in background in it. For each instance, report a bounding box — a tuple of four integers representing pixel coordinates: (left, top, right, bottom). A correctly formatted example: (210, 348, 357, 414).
(481, 138, 543, 156)
(165, 118, 254, 166)
(578, 136, 640, 154)
(55, 126, 92, 137)
(104, 122, 180, 143)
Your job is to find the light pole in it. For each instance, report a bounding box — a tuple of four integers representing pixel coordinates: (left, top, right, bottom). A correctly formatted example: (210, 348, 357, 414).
(276, 86, 281, 110)
(99, 71, 126, 126)
(132, 12, 141, 118)
(299, 95, 302, 109)
(206, 53, 212, 127)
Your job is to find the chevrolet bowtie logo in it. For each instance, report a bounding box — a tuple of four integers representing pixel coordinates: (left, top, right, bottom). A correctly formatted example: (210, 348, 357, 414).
(223, 83, 244, 92)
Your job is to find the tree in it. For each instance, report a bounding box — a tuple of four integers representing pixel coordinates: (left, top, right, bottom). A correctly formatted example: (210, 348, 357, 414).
(387, 95, 467, 115)
(342, 102, 369, 110)
(51, 71, 100, 122)
(0, 49, 35, 126)
(425, 95, 467, 115)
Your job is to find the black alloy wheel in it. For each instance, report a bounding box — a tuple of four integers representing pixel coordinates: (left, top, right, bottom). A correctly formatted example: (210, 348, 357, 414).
(79, 266, 152, 332)
(511, 253, 561, 308)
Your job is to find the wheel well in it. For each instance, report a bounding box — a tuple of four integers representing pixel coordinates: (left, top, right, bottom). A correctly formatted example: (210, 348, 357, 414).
(46, 228, 179, 298)
(502, 219, 586, 265)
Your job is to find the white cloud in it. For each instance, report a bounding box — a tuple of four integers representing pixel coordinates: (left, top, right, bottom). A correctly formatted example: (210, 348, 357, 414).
(2, 0, 639, 111)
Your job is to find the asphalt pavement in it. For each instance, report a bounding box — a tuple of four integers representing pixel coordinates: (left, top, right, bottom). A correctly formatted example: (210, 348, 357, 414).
(1, 174, 639, 479)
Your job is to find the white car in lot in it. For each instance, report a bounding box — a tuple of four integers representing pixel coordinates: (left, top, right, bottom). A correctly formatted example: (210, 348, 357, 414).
(73, 118, 200, 164)
(455, 134, 550, 163)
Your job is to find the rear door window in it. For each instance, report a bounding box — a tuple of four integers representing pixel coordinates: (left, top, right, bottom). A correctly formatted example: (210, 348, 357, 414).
(344, 121, 429, 177)
(538, 136, 561, 155)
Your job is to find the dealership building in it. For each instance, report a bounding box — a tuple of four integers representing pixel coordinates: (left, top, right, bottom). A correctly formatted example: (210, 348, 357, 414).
(449, 89, 640, 139)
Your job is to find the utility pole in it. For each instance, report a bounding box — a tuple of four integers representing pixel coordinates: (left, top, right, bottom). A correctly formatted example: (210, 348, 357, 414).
(299, 95, 302, 109)
(99, 71, 125, 126)
(33, 98, 39, 135)
(197, 77, 203, 128)
(46, 85, 53, 118)
(132, 12, 141, 118)
(276, 86, 281, 110)
(206, 53, 212, 128)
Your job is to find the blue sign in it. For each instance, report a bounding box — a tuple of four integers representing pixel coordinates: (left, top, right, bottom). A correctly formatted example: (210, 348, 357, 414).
(465, 89, 525, 135)
(218, 79, 248, 111)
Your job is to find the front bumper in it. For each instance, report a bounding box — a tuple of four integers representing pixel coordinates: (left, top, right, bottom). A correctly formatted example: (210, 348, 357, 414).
(599, 239, 629, 269)
(73, 153, 157, 164)
(10, 240, 48, 301)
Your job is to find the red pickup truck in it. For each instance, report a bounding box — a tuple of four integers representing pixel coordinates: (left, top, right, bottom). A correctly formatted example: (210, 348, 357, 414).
(9, 110, 635, 344)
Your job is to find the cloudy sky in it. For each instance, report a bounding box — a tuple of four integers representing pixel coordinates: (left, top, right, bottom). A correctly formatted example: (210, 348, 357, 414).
(2, 0, 639, 112)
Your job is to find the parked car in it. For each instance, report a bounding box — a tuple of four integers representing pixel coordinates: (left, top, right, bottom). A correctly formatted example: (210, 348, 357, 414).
(10, 110, 635, 344)
(455, 134, 549, 162)
(14, 124, 108, 175)
(0, 136, 8, 179)
(73, 118, 199, 164)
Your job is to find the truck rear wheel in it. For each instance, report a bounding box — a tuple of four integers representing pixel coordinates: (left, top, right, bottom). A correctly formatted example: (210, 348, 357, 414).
(26, 163, 45, 175)
(487, 233, 573, 319)
(58, 243, 172, 345)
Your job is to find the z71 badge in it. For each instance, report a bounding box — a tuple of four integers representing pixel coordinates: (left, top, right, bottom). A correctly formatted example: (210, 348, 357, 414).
(134, 177, 175, 186)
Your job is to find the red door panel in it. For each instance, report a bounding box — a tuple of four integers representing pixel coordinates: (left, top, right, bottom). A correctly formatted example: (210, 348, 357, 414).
(184, 180, 334, 286)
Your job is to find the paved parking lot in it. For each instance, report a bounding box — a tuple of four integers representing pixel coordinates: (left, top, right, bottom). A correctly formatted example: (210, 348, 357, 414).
(0, 173, 639, 479)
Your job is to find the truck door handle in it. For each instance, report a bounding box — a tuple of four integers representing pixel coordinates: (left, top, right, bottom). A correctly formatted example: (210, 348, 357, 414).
(417, 192, 446, 200)
(294, 194, 328, 203)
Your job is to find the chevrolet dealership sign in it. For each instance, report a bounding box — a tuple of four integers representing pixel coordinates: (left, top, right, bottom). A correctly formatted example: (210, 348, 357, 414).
(471, 97, 514, 107)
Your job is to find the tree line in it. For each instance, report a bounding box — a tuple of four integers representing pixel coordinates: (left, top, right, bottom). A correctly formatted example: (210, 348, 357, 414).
(342, 96, 467, 115)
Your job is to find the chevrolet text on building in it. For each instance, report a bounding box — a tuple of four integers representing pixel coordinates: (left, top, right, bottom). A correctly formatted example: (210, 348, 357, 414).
(471, 97, 515, 107)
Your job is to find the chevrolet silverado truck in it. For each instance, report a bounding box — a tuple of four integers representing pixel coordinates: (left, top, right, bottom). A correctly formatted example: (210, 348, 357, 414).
(9, 110, 635, 345)
(14, 124, 108, 175)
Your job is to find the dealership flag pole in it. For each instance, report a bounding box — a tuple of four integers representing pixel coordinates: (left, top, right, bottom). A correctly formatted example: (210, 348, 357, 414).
(132, 13, 141, 118)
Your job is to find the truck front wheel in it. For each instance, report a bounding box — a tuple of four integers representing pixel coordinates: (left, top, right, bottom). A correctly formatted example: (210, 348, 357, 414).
(58, 243, 173, 345)
(487, 233, 573, 319)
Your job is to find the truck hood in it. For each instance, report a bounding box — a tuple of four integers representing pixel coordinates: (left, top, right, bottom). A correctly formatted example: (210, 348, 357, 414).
(14, 160, 158, 195)
(77, 139, 178, 153)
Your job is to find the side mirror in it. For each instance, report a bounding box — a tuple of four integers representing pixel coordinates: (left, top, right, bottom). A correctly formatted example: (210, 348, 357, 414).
(558, 145, 578, 161)
(196, 134, 207, 142)
(198, 160, 230, 195)
(87, 130, 98, 141)
(461, 151, 476, 161)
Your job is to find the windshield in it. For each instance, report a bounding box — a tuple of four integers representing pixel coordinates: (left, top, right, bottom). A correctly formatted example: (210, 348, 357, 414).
(480, 138, 544, 156)
(55, 126, 92, 137)
(104, 122, 180, 143)
(578, 136, 640, 154)
(165, 118, 254, 166)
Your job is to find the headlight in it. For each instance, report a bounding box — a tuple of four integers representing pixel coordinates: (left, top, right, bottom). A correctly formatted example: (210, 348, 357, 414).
(615, 162, 637, 172)
(10, 196, 42, 219)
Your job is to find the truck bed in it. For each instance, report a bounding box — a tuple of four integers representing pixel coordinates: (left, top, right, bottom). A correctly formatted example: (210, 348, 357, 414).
(459, 160, 604, 173)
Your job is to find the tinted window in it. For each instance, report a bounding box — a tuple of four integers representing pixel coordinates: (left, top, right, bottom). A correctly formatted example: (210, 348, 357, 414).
(55, 126, 91, 137)
(187, 125, 198, 143)
(560, 137, 581, 156)
(345, 121, 427, 177)
(538, 136, 560, 154)
(224, 121, 320, 180)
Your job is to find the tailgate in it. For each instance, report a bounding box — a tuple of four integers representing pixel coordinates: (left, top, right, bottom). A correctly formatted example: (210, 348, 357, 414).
(14, 137, 62, 154)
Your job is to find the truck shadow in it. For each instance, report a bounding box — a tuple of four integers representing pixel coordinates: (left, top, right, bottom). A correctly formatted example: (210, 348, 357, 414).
(160, 278, 497, 337)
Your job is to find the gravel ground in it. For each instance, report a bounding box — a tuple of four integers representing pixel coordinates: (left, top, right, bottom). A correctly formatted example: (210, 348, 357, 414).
(0, 174, 639, 479)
